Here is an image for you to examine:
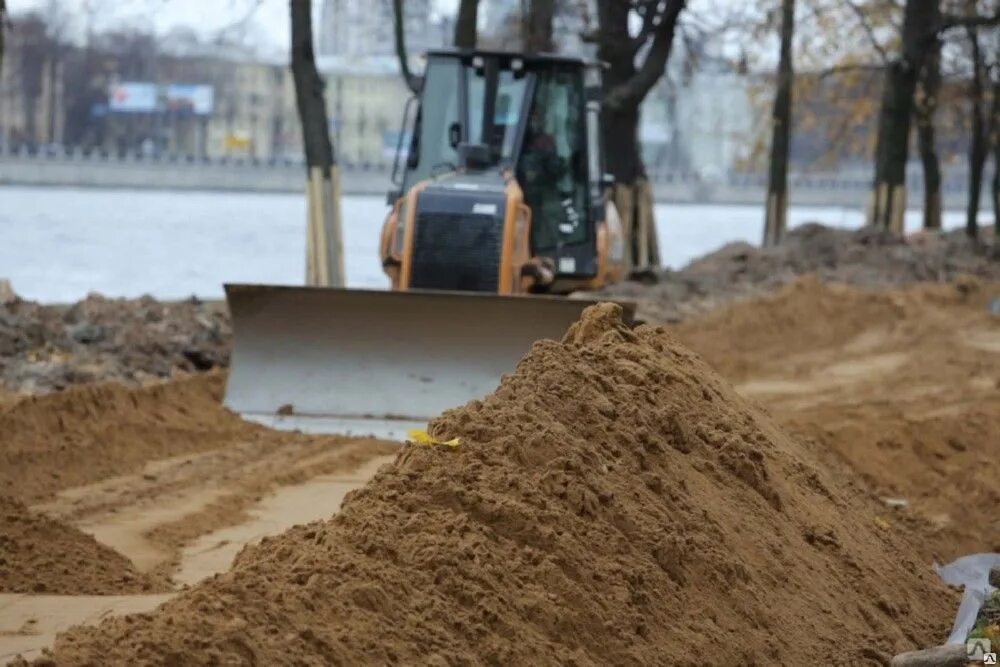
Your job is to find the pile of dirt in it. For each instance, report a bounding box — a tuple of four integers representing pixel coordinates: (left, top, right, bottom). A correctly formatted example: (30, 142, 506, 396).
(42, 304, 954, 665)
(603, 223, 1000, 322)
(0, 373, 260, 502)
(0, 292, 228, 393)
(671, 277, 1000, 559)
(0, 496, 164, 595)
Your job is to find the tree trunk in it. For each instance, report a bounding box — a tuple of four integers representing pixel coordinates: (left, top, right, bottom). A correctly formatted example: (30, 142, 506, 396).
(47, 54, 60, 144)
(454, 0, 480, 49)
(763, 0, 795, 248)
(291, 0, 344, 287)
(867, 0, 940, 233)
(523, 0, 555, 53)
(966, 26, 986, 240)
(992, 71, 1000, 256)
(914, 42, 942, 230)
(391, 0, 420, 93)
(595, 0, 684, 274)
(0, 0, 7, 76)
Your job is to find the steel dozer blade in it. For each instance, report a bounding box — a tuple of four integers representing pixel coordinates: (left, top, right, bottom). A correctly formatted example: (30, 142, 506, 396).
(224, 284, 634, 440)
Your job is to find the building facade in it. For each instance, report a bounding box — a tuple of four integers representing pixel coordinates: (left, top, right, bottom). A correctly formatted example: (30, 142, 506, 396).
(319, 56, 413, 167)
(317, 0, 444, 58)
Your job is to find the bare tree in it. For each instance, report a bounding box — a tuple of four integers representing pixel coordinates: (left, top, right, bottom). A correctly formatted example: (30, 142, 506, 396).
(868, 0, 1000, 232)
(392, 0, 421, 94)
(966, 22, 988, 239)
(0, 0, 7, 74)
(991, 51, 1000, 254)
(914, 40, 942, 230)
(455, 0, 480, 48)
(587, 0, 686, 274)
(291, 0, 343, 286)
(763, 0, 796, 247)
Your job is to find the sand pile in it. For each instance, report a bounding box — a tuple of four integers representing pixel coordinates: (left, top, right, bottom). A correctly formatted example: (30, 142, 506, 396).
(603, 223, 1000, 322)
(0, 292, 228, 393)
(42, 304, 954, 665)
(0, 496, 164, 594)
(672, 277, 1000, 558)
(0, 373, 260, 502)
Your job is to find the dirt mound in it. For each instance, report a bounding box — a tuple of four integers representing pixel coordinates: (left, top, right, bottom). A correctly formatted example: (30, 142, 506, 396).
(0, 373, 260, 502)
(0, 293, 227, 393)
(0, 496, 164, 594)
(603, 223, 1000, 322)
(43, 304, 954, 665)
(671, 277, 1000, 559)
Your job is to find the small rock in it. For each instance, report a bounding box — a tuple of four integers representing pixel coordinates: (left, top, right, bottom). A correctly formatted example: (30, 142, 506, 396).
(68, 322, 105, 344)
(881, 497, 910, 510)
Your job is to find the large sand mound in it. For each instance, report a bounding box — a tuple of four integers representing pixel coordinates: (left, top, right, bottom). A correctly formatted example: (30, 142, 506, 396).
(42, 304, 954, 665)
(0, 496, 164, 594)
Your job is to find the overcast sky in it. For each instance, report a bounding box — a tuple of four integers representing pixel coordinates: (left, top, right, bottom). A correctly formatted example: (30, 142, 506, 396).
(13, 0, 461, 57)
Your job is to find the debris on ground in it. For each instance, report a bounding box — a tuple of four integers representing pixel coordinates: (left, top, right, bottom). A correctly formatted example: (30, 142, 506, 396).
(37, 304, 955, 665)
(601, 223, 1000, 322)
(0, 293, 228, 394)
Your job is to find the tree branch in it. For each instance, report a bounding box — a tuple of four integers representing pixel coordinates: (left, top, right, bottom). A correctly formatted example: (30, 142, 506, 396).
(630, 2, 658, 55)
(607, 0, 686, 109)
(391, 0, 421, 93)
(940, 11, 1000, 31)
(818, 62, 885, 79)
(843, 0, 889, 64)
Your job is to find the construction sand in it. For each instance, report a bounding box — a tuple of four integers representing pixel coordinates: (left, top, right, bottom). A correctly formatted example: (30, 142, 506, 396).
(1, 374, 398, 663)
(673, 276, 1000, 560)
(1, 227, 997, 663)
(0, 496, 164, 595)
(0, 373, 398, 577)
(33, 304, 957, 665)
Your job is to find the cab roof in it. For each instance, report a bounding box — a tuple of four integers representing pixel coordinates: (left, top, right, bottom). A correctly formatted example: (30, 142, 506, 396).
(425, 48, 605, 70)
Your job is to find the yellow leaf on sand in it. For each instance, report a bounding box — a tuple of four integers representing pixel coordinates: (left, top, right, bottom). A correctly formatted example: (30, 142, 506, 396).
(873, 517, 890, 530)
(407, 429, 461, 448)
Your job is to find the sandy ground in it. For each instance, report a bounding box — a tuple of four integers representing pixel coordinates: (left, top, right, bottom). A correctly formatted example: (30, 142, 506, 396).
(0, 453, 396, 663)
(0, 272, 997, 662)
(672, 277, 1000, 561)
(0, 375, 399, 663)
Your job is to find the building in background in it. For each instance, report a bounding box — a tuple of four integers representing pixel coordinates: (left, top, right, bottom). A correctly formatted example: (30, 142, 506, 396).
(0, 13, 65, 150)
(319, 55, 413, 166)
(317, 0, 447, 58)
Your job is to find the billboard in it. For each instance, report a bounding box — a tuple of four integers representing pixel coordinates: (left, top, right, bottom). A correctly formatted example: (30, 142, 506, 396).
(107, 82, 214, 115)
(108, 83, 158, 113)
(164, 84, 214, 115)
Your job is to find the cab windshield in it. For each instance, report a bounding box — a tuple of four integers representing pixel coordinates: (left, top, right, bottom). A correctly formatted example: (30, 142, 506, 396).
(401, 56, 530, 192)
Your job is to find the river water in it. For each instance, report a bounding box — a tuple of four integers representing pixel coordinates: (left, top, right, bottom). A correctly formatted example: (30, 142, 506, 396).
(0, 186, 970, 303)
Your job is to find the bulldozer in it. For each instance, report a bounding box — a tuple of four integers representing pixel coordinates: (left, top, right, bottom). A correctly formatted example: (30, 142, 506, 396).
(224, 50, 633, 438)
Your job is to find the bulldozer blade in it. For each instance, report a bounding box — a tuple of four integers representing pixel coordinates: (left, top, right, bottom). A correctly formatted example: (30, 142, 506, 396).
(224, 284, 634, 439)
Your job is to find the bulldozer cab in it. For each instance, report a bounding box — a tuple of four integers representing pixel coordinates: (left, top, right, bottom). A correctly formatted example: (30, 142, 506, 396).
(390, 50, 607, 274)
